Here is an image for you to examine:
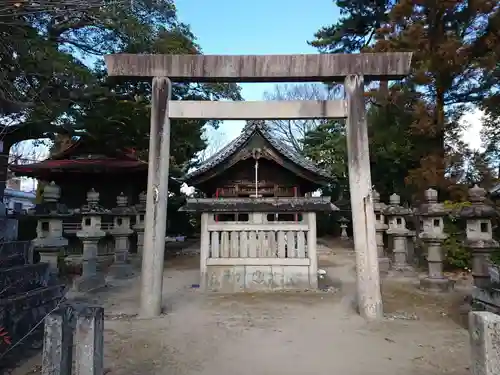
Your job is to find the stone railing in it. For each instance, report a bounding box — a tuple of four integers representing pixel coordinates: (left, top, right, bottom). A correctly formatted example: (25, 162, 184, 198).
(473, 283, 500, 314)
(473, 263, 500, 314)
(62, 221, 114, 234)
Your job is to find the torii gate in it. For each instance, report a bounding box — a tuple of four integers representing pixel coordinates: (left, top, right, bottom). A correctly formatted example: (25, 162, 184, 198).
(105, 52, 412, 320)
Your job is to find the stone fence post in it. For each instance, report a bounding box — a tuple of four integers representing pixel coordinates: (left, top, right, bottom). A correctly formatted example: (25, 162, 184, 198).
(42, 302, 104, 375)
(469, 311, 500, 375)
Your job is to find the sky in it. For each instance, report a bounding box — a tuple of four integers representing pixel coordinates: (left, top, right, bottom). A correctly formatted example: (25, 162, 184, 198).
(174, 0, 484, 149)
(174, 0, 340, 141)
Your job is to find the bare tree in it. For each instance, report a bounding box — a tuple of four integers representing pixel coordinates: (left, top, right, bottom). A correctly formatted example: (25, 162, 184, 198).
(8, 139, 50, 166)
(263, 83, 343, 153)
(4, 139, 49, 191)
(198, 128, 227, 162)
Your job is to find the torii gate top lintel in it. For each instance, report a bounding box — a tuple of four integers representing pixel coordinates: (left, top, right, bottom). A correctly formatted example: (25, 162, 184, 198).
(104, 52, 412, 82)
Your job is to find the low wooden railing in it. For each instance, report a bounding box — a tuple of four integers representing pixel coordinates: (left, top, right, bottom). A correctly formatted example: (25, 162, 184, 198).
(207, 223, 309, 259)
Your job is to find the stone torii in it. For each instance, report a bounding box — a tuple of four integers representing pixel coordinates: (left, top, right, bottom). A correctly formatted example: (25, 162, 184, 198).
(104, 52, 412, 320)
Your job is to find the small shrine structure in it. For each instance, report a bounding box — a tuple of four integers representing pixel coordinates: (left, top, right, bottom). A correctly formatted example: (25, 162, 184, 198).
(9, 138, 180, 209)
(180, 121, 337, 292)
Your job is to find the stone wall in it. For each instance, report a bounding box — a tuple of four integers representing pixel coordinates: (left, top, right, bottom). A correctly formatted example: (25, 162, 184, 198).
(473, 261, 500, 314)
(0, 240, 66, 367)
(469, 311, 500, 375)
(473, 283, 500, 315)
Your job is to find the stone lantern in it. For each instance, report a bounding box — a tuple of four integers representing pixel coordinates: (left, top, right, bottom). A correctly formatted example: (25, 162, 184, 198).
(338, 217, 349, 241)
(31, 181, 70, 275)
(418, 188, 452, 292)
(460, 185, 498, 288)
(108, 192, 134, 279)
(73, 188, 107, 292)
(384, 193, 414, 275)
(133, 191, 147, 257)
(373, 189, 390, 273)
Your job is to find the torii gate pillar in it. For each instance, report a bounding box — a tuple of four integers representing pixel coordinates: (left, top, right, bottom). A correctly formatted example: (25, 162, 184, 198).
(139, 77, 171, 317)
(344, 75, 382, 317)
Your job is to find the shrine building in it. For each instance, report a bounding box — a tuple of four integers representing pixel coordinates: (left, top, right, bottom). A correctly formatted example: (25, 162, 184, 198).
(180, 121, 338, 292)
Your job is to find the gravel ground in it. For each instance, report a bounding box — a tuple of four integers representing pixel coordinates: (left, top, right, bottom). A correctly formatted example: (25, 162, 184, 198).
(12, 243, 472, 375)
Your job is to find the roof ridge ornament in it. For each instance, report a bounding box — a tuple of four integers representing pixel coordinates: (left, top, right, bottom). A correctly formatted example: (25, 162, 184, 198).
(244, 120, 266, 130)
(252, 148, 262, 160)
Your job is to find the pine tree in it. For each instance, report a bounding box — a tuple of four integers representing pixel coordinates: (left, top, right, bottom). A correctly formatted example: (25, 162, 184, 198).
(372, 0, 498, 193)
(310, 0, 396, 53)
(311, 0, 499, 197)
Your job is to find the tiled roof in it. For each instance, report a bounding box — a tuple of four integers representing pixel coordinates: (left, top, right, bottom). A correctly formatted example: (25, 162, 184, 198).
(51, 139, 138, 161)
(184, 120, 332, 182)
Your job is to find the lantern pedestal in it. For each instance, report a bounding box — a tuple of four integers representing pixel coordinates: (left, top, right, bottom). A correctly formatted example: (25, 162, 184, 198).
(419, 276, 454, 292)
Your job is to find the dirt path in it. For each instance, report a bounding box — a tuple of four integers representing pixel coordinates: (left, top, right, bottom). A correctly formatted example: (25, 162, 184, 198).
(15, 244, 471, 375)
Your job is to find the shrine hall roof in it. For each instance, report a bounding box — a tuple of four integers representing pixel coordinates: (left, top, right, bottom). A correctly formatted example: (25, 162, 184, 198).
(9, 159, 148, 175)
(8, 140, 148, 177)
(184, 120, 332, 183)
(8, 140, 180, 186)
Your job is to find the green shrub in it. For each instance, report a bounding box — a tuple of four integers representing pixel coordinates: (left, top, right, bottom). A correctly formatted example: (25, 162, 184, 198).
(490, 249, 500, 266)
(441, 200, 471, 271)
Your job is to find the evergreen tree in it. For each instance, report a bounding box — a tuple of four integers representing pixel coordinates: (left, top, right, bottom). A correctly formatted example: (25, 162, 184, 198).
(0, 0, 241, 184)
(310, 0, 499, 198)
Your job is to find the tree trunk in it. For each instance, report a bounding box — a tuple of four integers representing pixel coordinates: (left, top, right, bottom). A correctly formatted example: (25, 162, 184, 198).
(0, 141, 11, 201)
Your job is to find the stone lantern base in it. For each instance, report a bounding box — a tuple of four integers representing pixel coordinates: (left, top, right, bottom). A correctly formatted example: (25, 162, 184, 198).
(107, 231, 135, 279)
(378, 257, 391, 274)
(107, 262, 135, 279)
(419, 276, 454, 293)
(388, 266, 416, 278)
(37, 248, 63, 276)
(33, 237, 68, 276)
(73, 272, 106, 293)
